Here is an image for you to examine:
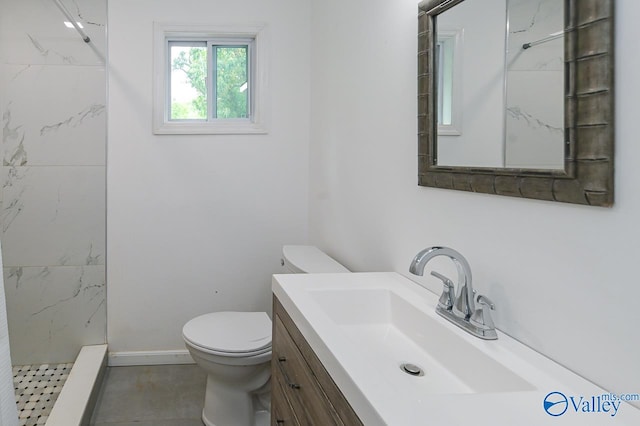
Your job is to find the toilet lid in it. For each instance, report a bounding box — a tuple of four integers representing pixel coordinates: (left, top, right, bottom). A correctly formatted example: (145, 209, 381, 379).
(282, 245, 350, 273)
(183, 311, 272, 354)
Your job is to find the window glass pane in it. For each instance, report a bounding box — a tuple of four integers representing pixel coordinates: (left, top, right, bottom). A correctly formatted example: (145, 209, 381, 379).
(170, 44, 207, 120)
(216, 46, 248, 119)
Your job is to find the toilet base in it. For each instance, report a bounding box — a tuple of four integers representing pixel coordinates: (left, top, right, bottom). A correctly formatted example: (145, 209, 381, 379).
(201, 409, 270, 426)
(202, 381, 252, 426)
(201, 370, 271, 426)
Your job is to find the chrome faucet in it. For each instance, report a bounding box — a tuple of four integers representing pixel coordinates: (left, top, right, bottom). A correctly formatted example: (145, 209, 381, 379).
(409, 246, 497, 340)
(409, 246, 476, 318)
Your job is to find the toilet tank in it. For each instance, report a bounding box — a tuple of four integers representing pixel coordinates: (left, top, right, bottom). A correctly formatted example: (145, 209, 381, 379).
(281, 245, 350, 273)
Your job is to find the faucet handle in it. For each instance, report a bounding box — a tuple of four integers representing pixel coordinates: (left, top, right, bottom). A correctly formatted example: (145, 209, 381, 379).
(476, 294, 495, 310)
(430, 271, 455, 310)
(471, 294, 496, 330)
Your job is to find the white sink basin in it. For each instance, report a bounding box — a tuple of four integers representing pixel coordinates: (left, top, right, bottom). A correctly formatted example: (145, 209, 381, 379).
(308, 287, 534, 394)
(272, 272, 640, 426)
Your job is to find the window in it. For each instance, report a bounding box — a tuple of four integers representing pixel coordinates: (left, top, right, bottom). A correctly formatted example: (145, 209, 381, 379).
(153, 23, 268, 134)
(169, 41, 249, 120)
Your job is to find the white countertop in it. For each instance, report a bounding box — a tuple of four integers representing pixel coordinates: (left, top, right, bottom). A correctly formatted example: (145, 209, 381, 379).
(272, 272, 640, 425)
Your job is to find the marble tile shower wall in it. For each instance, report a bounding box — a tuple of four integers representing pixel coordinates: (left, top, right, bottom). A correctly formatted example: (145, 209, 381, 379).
(0, 0, 106, 364)
(505, 0, 564, 169)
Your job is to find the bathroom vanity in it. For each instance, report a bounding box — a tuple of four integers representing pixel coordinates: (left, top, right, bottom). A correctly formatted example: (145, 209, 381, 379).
(271, 272, 640, 425)
(271, 296, 362, 425)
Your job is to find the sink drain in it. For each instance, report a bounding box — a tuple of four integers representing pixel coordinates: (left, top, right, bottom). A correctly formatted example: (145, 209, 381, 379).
(400, 363, 424, 376)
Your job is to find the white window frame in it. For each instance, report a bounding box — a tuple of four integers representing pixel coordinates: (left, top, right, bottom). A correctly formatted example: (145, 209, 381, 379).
(436, 28, 463, 136)
(153, 23, 269, 135)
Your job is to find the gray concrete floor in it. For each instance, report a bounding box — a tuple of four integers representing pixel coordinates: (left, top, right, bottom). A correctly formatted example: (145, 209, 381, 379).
(90, 364, 206, 426)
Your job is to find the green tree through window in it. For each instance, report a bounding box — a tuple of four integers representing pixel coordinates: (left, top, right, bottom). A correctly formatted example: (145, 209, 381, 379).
(171, 44, 248, 120)
(216, 47, 248, 119)
(171, 45, 207, 119)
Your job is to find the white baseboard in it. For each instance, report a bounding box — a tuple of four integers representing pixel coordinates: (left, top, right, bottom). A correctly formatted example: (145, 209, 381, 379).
(108, 349, 195, 366)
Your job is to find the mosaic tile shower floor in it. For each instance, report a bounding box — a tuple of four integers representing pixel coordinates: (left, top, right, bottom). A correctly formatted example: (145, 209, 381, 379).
(12, 363, 72, 426)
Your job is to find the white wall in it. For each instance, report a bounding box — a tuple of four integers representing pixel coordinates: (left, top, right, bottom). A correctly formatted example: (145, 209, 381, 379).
(310, 0, 640, 402)
(107, 0, 310, 353)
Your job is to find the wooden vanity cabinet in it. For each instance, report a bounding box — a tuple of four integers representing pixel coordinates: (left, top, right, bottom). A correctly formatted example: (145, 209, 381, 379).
(271, 297, 363, 426)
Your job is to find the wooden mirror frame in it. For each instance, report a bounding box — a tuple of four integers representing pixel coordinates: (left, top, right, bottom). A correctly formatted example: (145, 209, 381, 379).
(418, 0, 614, 206)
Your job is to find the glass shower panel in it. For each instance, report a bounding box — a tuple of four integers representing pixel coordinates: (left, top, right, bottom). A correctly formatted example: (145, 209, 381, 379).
(0, 0, 107, 365)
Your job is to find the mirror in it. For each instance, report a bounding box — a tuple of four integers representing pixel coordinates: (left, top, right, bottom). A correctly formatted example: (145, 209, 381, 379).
(436, 0, 565, 169)
(418, 0, 615, 206)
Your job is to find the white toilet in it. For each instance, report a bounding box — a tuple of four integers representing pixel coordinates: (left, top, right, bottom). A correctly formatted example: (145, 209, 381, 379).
(182, 245, 349, 426)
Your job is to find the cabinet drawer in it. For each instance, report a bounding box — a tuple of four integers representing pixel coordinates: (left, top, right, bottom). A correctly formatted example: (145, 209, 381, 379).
(271, 371, 300, 426)
(273, 316, 343, 425)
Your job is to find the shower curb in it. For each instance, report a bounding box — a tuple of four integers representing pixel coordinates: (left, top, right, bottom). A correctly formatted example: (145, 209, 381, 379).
(45, 344, 107, 426)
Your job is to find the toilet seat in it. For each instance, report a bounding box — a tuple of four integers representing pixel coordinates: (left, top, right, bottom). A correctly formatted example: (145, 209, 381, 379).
(182, 311, 272, 357)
